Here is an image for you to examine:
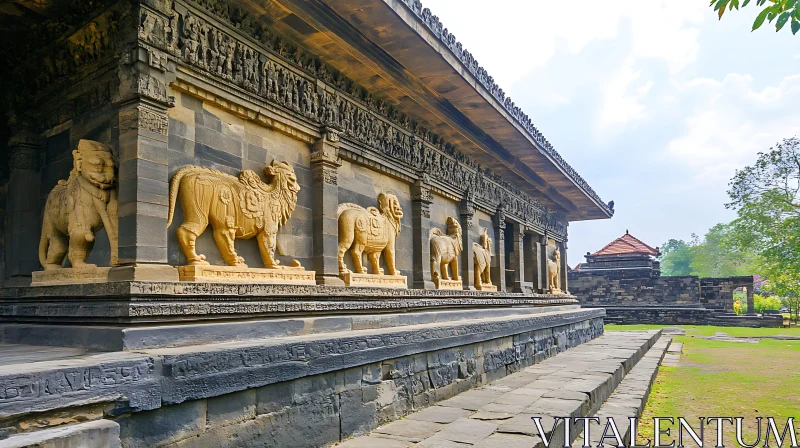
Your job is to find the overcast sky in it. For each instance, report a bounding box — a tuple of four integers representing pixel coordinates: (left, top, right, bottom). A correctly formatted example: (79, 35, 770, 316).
(422, 0, 800, 264)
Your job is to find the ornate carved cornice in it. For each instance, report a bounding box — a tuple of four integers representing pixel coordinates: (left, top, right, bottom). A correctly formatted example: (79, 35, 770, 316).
(398, 0, 613, 218)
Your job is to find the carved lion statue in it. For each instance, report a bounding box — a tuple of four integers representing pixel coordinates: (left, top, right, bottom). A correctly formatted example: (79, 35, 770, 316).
(337, 193, 403, 275)
(166, 160, 299, 268)
(473, 227, 493, 290)
(39, 140, 118, 270)
(548, 246, 563, 294)
(430, 217, 462, 283)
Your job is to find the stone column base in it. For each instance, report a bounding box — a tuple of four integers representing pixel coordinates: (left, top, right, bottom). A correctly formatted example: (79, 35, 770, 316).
(31, 267, 111, 286)
(108, 264, 179, 282)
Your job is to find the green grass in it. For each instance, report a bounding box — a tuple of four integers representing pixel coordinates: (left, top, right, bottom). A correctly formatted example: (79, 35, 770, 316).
(606, 323, 800, 337)
(609, 325, 800, 446)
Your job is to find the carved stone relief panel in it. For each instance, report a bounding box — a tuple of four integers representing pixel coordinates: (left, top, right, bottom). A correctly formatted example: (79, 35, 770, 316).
(32, 140, 118, 286)
(430, 216, 462, 290)
(166, 160, 315, 284)
(337, 193, 407, 288)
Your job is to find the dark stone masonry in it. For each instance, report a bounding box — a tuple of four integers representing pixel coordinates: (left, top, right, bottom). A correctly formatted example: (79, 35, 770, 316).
(570, 233, 782, 327)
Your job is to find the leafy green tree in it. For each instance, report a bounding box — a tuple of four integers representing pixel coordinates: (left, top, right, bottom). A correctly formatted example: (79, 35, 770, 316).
(659, 239, 694, 276)
(710, 0, 800, 35)
(727, 137, 800, 293)
(689, 223, 762, 277)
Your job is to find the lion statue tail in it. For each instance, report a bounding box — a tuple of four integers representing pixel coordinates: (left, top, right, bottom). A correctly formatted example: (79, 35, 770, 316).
(167, 166, 196, 227)
(38, 218, 49, 268)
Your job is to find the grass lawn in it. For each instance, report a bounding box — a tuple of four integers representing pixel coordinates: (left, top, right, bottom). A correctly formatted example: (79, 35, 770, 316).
(608, 324, 800, 446)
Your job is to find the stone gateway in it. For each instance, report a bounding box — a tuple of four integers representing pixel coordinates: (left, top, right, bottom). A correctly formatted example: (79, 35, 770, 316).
(0, 0, 616, 446)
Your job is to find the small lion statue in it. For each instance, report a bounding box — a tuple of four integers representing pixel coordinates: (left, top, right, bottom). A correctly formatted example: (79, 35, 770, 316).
(430, 217, 462, 283)
(39, 139, 118, 270)
(548, 246, 563, 294)
(337, 193, 403, 275)
(166, 160, 299, 268)
(473, 227, 493, 290)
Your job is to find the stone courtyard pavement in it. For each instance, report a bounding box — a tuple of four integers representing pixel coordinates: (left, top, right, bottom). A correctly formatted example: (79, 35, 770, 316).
(336, 331, 670, 448)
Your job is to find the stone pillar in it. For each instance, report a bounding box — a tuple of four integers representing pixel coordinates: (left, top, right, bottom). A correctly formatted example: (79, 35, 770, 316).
(109, 44, 178, 282)
(560, 241, 569, 294)
(531, 236, 542, 292)
(5, 131, 41, 284)
(510, 223, 525, 293)
(541, 235, 550, 293)
(311, 128, 345, 286)
(491, 205, 506, 291)
(459, 191, 476, 290)
(411, 175, 434, 289)
(746, 285, 756, 315)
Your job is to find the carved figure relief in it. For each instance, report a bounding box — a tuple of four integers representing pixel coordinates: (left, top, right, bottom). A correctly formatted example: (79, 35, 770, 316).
(39, 140, 118, 270)
(473, 227, 494, 291)
(429, 217, 462, 285)
(337, 193, 403, 276)
(548, 246, 563, 294)
(166, 160, 299, 269)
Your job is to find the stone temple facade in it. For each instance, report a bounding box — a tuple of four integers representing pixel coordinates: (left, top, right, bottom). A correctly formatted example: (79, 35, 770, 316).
(0, 0, 616, 446)
(569, 232, 782, 328)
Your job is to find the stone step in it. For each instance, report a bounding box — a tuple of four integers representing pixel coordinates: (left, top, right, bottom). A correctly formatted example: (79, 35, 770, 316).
(335, 330, 663, 448)
(0, 420, 120, 448)
(572, 335, 672, 447)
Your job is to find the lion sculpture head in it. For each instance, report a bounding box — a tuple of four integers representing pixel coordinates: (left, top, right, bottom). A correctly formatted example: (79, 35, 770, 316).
(446, 216, 463, 252)
(71, 140, 116, 190)
(264, 160, 300, 227)
(377, 192, 403, 236)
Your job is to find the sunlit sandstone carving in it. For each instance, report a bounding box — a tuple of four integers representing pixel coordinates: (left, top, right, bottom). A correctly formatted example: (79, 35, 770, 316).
(167, 160, 313, 284)
(430, 216, 462, 290)
(548, 246, 564, 294)
(337, 193, 406, 288)
(33, 140, 118, 286)
(473, 227, 496, 292)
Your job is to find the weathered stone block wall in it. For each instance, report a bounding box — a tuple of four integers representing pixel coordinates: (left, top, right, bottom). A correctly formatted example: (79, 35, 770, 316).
(700, 276, 752, 312)
(110, 316, 603, 448)
(568, 273, 701, 307)
(166, 91, 314, 269)
(429, 194, 459, 231)
(599, 306, 782, 327)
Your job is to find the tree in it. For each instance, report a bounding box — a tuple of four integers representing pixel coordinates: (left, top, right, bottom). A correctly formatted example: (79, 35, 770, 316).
(659, 239, 694, 276)
(710, 0, 800, 35)
(689, 223, 762, 277)
(727, 137, 800, 292)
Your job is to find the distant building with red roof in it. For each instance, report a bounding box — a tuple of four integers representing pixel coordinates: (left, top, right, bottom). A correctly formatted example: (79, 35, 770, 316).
(572, 230, 661, 278)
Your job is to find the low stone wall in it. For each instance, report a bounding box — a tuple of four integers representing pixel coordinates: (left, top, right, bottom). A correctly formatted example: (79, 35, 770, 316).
(568, 273, 700, 307)
(700, 276, 753, 312)
(595, 306, 783, 328)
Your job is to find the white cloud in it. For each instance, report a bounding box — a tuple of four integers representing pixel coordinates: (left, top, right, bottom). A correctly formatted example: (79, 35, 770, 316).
(664, 74, 800, 184)
(596, 57, 652, 130)
(422, 0, 706, 95)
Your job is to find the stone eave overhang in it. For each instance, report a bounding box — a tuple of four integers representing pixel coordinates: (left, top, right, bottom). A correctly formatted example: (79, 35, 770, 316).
(241, 0, 612, 221)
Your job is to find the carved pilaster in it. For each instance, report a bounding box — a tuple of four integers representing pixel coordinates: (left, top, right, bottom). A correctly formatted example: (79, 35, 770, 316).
(560, 240, 569, 295)
(411, 175, 434, 289)
(510, 223, 525, 293)
(109, 31, 178, 281)
(6, 130, 42, 281)
(541, 234, 550, 293)
(311, 127, 344, 285)
(459, 190, 476, 290)
(492, 205, 506, 291)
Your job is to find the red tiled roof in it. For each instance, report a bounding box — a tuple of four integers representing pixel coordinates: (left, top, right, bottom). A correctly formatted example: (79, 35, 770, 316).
(590, 231, 658, 257)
